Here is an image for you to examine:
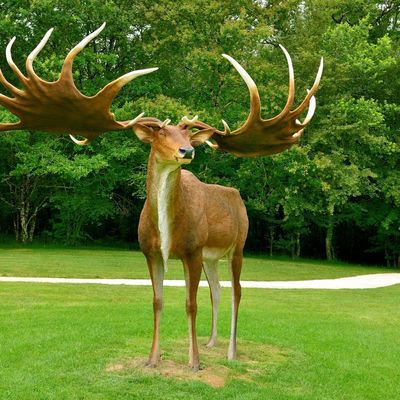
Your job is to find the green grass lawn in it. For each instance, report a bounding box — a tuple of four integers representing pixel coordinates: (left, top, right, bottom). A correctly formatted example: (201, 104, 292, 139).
(0, 246, 397, 281)
(0, 247, 399, 399)
(0, 282, 399, 399)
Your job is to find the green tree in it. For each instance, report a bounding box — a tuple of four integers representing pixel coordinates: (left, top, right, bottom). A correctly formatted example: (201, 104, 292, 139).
(0, 130, 63, 242)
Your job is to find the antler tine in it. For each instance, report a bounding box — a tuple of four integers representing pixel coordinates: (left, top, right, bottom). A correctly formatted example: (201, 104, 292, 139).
(268, 45, 295, 123)
(220, 48, 296, 134)
(291, 57, 323, 118)
(222, 53, 261, 126)
(124, 112, 146, 128)
(0, 121, 21, 132)
(161, 119, 171, 128)
(95, 67, 158, 105)
(181, 115, 199, 127)
(6, 37, 28, 84)
(0, 93, 17, 110)
(0, 68, 22, 96)
(221, 119, 231, 134)
(0, 66, 21, 129)
(205, 140, 219, 150)
(69, 135, 92, 146)
(26, 28, 54, 77)
(60, 22, 106, 80)
(296, 91, 316, 127)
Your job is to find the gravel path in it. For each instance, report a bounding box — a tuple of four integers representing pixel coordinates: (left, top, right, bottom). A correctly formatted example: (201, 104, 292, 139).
(1, 273, 400, 289)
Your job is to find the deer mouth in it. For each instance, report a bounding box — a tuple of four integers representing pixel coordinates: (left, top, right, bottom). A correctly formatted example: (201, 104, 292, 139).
(175, 156, 192, 164)
(174, 147, 194, 164)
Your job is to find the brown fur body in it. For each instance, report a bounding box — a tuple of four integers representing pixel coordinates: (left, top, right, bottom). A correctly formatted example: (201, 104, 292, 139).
(139, 168, 248, 261)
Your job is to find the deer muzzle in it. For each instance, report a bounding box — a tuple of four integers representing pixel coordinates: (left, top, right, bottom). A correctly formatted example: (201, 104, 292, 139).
(178, 147, 195, 159)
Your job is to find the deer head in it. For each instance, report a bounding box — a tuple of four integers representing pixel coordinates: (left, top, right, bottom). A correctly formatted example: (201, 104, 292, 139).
(0, 23, 323, 157)
(133, 118, 215, 165)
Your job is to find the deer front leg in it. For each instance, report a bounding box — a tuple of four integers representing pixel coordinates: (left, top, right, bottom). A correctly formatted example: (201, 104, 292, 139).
(183, 252, 203, 371)
(203, 260, 220, 348)
(146, 255, 164, 367)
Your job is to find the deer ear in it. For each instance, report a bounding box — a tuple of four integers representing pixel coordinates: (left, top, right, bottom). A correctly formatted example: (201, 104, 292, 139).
(190, 128, 215, 147)
(132, 123, 154, 143)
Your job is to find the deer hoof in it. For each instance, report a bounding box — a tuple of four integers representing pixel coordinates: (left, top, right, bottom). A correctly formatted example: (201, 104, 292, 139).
(189, 363, 204, 372)
(145, 359, 158, 368)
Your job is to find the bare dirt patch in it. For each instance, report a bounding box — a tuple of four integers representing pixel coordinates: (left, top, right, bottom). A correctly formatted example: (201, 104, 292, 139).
(106, 337, 289, 388)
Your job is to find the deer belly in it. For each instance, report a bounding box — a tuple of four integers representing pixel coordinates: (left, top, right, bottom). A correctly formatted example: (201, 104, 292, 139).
(202, 246, 233, 262)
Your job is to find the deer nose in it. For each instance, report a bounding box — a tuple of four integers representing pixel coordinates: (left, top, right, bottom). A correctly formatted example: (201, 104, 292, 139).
(178, 147, 195, 159)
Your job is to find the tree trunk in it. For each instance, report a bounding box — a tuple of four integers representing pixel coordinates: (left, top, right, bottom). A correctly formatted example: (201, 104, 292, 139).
(13, 217, 21, 242)
(20, 206, 29, 243)
(28, 209, 38, 243)
(326, 213, 335, 260)
(393, 250, 399, 268)
(269, 226, 274, 257)
(290, 233, 301, 259)
(296, 233, 301, 258)
(290, 235, 295, 259)
(385, 244, 390, 267)
(13, 178, 42, 243)
(15, 211, 37, 244)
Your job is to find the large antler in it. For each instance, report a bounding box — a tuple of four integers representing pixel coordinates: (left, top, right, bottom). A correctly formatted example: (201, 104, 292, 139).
(182, 46, 323, 157)
(0, 23, 157, 144)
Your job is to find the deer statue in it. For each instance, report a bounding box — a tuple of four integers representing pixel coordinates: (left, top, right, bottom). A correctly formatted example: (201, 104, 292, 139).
(0, 24, 323, 370)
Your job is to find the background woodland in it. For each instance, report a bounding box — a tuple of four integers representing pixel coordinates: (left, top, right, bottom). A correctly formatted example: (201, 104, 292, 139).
(0, 0, 399, 266)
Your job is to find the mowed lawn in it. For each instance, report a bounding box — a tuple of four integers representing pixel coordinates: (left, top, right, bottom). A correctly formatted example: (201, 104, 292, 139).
(0, 247, 399, 399)
(0, 246, 397, 281)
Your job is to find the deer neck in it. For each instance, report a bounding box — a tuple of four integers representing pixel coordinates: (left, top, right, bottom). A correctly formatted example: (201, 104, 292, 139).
(146, 151, 182, 270)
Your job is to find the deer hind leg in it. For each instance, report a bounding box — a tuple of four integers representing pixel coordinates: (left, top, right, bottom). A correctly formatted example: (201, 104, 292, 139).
(183, 252, 203, 371)
(228, 250, 243, 360)
(146, 255, 164, 367)
(203, 260, 220, 348)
